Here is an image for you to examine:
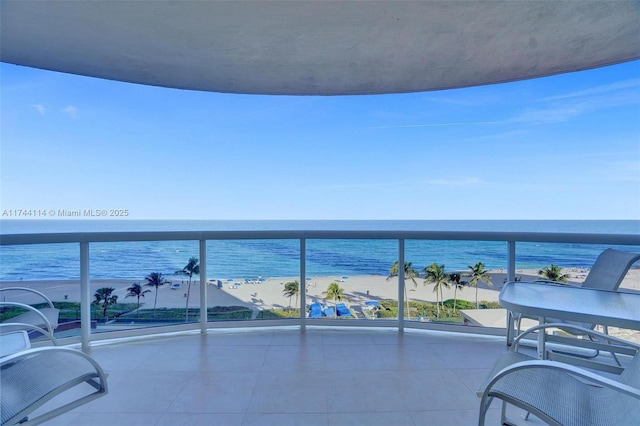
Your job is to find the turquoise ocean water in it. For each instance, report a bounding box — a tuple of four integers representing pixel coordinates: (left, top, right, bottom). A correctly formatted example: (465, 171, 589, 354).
(1, 220, 638, 281)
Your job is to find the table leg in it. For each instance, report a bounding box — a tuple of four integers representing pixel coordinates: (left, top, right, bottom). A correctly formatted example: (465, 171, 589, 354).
(538, 316, 546, 359)
(506, 311, 515, 346)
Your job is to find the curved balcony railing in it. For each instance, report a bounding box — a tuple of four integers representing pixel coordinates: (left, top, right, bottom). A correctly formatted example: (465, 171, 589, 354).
(1, 230, 639, 351)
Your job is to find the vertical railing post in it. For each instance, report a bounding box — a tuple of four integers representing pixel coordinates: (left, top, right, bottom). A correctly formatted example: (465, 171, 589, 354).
(80, 242, 91, 352)
(300, 238, 306, 331)
(398, 238, 405, 333)
(507, 241, 516, 282)
(506, 240, 517, 345)
(199, 239, 207, 333)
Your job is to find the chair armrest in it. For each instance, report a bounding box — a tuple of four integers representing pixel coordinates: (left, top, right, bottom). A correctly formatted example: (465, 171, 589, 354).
(0, 301, 58, 332)
(486, 359, 640, 400)
(0, 287, 56, 309)
(0, 322, 58, 345)
(512, 322, 640, 351)
(1, 347, 108, 425)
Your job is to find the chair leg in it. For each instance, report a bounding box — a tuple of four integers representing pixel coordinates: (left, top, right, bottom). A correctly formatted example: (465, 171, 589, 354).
(478, 395, 493, 426)
(506, 311, 520, 346)
(499, 400, 530, 426)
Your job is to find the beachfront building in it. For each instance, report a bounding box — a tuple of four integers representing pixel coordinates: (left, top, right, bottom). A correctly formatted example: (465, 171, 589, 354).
(2, 2, 640, 424)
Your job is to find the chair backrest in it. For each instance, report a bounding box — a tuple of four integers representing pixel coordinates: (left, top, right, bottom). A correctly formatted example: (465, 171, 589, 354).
(582, 249, 640, 291)
(620, 350, 640, 387)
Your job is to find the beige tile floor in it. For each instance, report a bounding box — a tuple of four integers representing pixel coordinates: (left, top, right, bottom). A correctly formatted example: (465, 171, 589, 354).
(32, 327, 546, 425)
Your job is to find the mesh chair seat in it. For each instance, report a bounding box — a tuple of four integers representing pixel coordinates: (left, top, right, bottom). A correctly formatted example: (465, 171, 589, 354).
(479, 324, 640, 426)
(1, 347, 108, 425)
(488, 363, 639, 426)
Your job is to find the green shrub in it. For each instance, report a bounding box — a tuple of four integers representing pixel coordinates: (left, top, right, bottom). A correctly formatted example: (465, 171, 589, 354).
(442, 299, 475, 310)
(208, 306, 253, 320)
(128, 306, 253, 320)
(256, 309, 300, 319)
(479, 301, 501, 309)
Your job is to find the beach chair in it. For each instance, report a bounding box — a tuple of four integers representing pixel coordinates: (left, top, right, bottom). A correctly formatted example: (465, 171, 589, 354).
(309, 302, 323, 318)
(0, 287, 60, 343)
(478, 323, 640, 426)
(323, 306, 336, 317)
(1, 347, 108, 425)
(508, 248, 640, 341)
(336, 303, 352, 317)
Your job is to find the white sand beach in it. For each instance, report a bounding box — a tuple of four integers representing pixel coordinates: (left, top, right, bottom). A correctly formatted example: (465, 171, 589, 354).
(4, 268, 639, 311)
(3, 268, 639, 340)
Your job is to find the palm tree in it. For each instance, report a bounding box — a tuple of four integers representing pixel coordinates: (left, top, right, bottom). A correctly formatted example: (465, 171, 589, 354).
(423, 263, 450, 318)
(93, 287, 118, 321)
(387, 261, 419, 319)
(448, 272, 467, 311)
(144, 272, 168, 316)
(323, 282, 347, 309)
(538, 264, 570, 282)
(176, 257, 200, 322)
(125, 282, 151, 318)
(467, 262, 494, 309)
(282, 281, 300, 307)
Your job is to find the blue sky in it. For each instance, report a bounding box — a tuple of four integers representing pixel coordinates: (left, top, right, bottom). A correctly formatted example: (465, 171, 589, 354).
(1, 60, 639, 220)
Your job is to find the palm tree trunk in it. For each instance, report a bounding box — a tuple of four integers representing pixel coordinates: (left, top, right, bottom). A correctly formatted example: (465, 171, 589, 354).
(404, 286, 410, 320)
(137, 296, 141, 318)
(475, 285, 479, 309)
(185, 276, 192, 322)
(153, 287, 158, 317)
(453, 286, 458, 311)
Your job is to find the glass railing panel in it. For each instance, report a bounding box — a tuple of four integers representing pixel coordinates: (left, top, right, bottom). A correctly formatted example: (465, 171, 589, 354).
(403, 239, 506, 325)
(511, 242, 640, 291)
(90, 240, 201, 331)
(206, 239, 300, 322)
(0, 242, 83, 341)
(305, 239, 398, 320)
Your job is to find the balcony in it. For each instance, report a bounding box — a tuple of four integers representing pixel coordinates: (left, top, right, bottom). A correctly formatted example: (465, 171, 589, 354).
(27, 326, 555, 426)
(1, 229, 639, 424)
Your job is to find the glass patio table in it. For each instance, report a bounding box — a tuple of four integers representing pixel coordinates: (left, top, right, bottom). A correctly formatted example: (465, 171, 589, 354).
(0, 330, 30, 358)
(500, 281, 640, 358)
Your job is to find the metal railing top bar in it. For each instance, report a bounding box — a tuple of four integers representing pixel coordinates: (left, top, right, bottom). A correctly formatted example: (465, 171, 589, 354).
(1, 230, 639, 246)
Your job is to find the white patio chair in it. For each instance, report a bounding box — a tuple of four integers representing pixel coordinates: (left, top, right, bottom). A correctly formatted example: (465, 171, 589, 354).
(478, 323, 640, 425)
(1, 347, 108, 425)
(0, 287, 60, 343)
(509, 248, 640, 340)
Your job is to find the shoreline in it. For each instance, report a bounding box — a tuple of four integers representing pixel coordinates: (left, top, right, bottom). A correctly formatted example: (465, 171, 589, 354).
(3, 268, 639, 342)
(3, 268, 638, 309)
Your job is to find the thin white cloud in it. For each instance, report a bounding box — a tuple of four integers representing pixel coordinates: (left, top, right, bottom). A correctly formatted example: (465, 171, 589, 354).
(316, 176, 486, 192)
(62, 105, 78, 118)
(541, 78, 640, 102)
(510, 105, 585, 125)
(319, 181, 398, 190)
(371, 78, 640, 130)
(370, 120, 508, 129)
(423, 177, 485, 186)
(32, 104, 46, 115)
